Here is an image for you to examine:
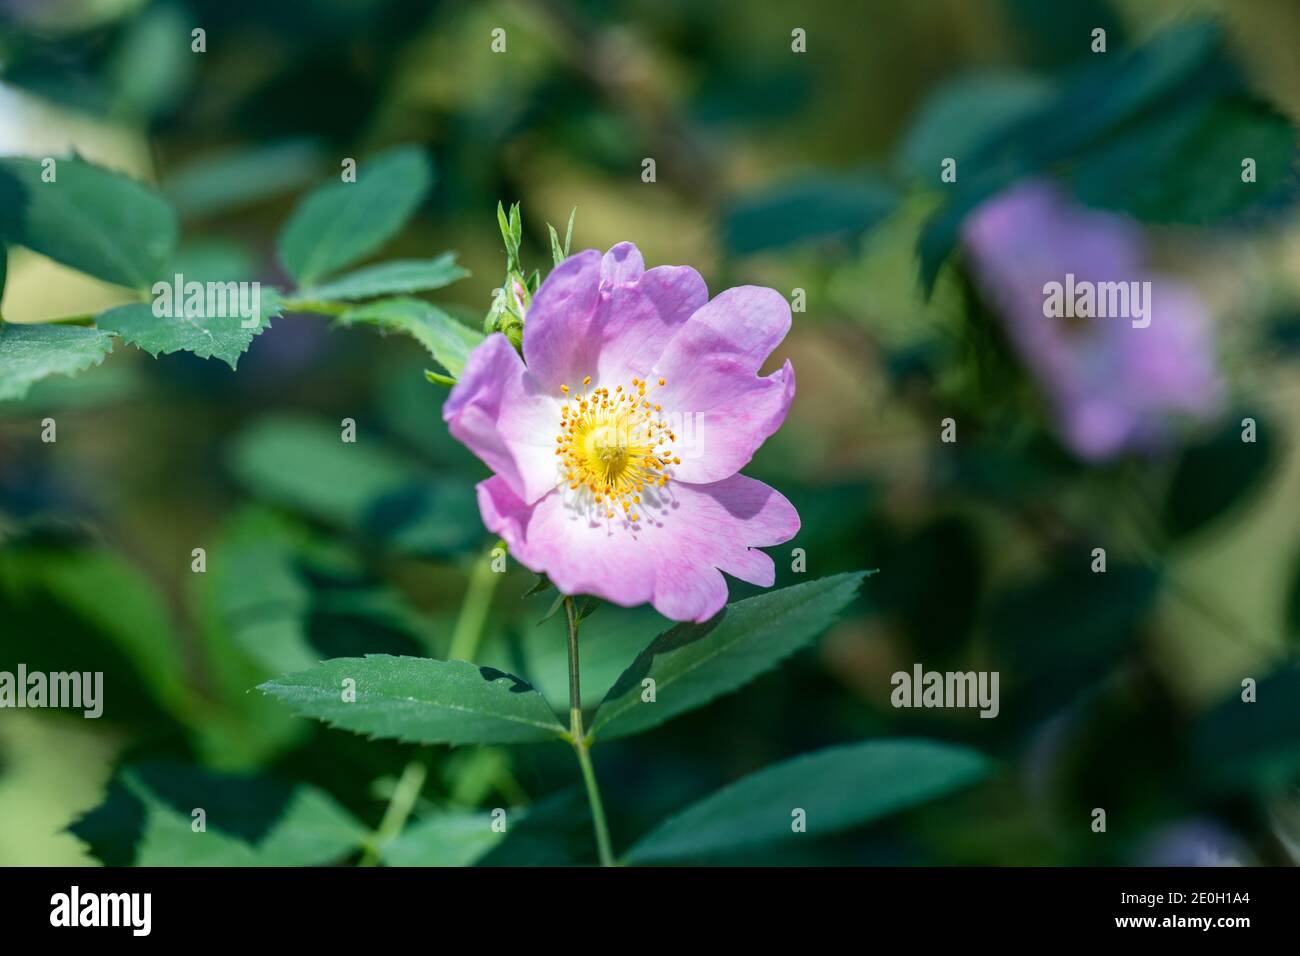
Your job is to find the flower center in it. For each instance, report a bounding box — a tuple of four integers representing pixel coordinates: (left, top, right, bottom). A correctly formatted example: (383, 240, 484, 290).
(555, 374, 680, 523)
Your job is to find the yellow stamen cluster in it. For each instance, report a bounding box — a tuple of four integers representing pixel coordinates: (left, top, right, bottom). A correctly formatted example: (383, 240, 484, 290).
(554, 374, 679, 522)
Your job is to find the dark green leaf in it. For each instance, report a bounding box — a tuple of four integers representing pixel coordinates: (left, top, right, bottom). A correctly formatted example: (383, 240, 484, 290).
(0, 155, 177, 289)
(477, 603, 668, 713)
(258, 655, 567, 745)
(204, 510, 431, 677)
(227, 415, 481, 556)
(164, 139, 325, 219)
(106, 3, 193, 121)
(1195, 665, 1300, 794)
(1071, 96, 1300, 224)
(625, 739, 990, 864)
(70, 760, 366, 866)
(590, 571, 869, 741)
(278, 146, 433, 285)
(895, 72, 1051, 180)
(0, 542, 194, 724)
(987, 562, 1159, 706)
(915, 19, 1243, 289)
(382, 809, 509, 866)
(722, 176, 896, 255)
(523, 574, 554, 598)
(1161, 412, 1276, 540)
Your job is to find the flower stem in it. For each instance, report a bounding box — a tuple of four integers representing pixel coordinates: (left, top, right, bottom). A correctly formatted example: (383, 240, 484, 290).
(447, 540, 501, 662)
(564, 596, 615, 867)
(358, 759, 427, 866)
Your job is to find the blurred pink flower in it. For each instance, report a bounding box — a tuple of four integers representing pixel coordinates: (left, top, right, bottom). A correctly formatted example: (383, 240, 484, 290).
(444, 242, 799, 622)
(962, 179, 1223, 461)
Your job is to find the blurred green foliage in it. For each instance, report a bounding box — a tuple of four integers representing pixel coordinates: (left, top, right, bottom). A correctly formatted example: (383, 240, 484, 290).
(1, 0, 1298, 867)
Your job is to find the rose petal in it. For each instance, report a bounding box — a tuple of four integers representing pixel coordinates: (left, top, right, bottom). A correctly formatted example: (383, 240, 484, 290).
(601, 241, 644, 285)
(443, 333, 561, 504)
(478, 471, 799, 623)
(653, 286, 795, 483)
(521, 249, 603, 390)
(522, 245, 708, 390)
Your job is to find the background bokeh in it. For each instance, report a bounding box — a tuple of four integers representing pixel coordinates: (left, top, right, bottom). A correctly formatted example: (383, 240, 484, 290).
(1, 0, 1299, 865)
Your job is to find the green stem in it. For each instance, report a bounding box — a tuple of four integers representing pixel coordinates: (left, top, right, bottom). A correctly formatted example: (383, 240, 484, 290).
(359, 760, 427, 866)
(564, 596, 615, 867)
(447, 540, 502, 662)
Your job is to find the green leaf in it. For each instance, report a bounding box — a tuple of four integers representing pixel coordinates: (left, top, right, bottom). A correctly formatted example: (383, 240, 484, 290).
(259, 655, 567, 746)
(475, 790, 592, 866)
(338, 297, 483, 378)
(562, 207, 576, 257)
(227, 415, 481, 556)
(548, 223, 564, 267)
(0, 323, 114, 401)
(381, 809, 509, 867)
(1195, 665, 1300, 794)
(987, 562, 1160, 712)
(203, 510, 431, 678)
(97, 288, 281, 370)
(164, 139, 325, 219)
(523, 574, 554, 597)
(589, 571, 869, 741)
(1161, 411, 1276, 540)
(300, 254, 468, 301)
(70, 761, 366, 866)
(278, 145, 433, 286)
(722, 176, 896, 255)
(165, 237, 256, 283)
(1071, 96, 1300, 224)
(625, 739, 991, 864)
(106, 3, 194, 122)
(0, 155, 178, 289)
(497, 201, 522, 272)
(895, 72, 1052, 181)
(546, 208, 578, 267)
(985, 19, 1228, 173)
(0, 539, 195, 724)
(914, 19, 1249, 290)
(477, 603, 667, 713)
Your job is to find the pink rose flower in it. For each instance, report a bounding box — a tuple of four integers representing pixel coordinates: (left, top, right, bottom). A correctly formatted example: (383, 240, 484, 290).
(962, 179, 1223, 462)
(444, 242, 800, 622)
